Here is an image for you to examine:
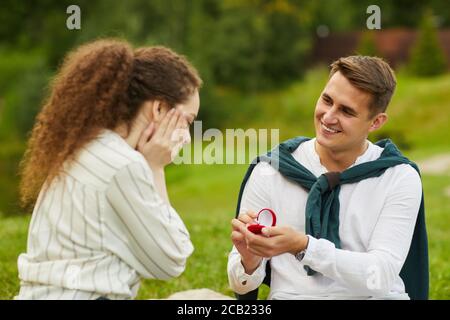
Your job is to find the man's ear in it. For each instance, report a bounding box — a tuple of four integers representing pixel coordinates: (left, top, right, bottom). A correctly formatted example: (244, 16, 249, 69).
(368, 112, 388, 132)
(151, 100, 171, 122)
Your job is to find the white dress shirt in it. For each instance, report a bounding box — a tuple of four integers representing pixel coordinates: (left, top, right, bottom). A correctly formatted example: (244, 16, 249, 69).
(228, 138, 422, 300)
(16, 129, 194, 300)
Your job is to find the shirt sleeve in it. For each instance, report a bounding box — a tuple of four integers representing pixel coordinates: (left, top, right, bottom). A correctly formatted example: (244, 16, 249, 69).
(300, 165, 423, 297)
(228, 247, 268, 295)
(105, 161, 194, 280)
(227, 162, 273, 294)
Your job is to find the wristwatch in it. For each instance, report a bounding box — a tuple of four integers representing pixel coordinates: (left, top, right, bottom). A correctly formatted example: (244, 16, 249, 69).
(294, 235, 309, 262)
(294, 249, 307, 262)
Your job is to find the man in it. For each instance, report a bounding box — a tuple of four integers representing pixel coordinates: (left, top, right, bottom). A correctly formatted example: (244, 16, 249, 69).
(228, 56, 427, 300)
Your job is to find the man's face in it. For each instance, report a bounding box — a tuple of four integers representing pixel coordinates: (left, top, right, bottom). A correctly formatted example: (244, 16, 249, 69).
(314, 71, 384, 153)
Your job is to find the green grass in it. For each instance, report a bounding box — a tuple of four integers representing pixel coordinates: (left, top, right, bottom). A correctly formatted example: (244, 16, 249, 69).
(0, 214, 28, 298)
(1, 70, 450, 299)
(1, 160, 449, 299)
(421, 174, 450, 299)
(138, 162, 250, 299)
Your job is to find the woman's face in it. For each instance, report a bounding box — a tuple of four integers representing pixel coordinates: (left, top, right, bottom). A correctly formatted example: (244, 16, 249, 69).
(159, 89, 200, 147)
(175, 89, 200, 129)
(151, 89, 200, 128)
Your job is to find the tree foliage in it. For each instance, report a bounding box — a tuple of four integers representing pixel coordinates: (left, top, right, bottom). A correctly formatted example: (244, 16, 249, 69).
(356, 31, 380, 57)
(408, 9, 447, 77)
(0, 0, 448, 136)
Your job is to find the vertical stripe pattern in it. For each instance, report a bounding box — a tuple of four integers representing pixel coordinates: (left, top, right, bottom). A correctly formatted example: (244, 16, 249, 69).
(16, 129, 194, 300)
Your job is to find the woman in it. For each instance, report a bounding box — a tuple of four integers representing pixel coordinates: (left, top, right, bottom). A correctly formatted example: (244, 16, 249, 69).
(15, 39, 202, 299)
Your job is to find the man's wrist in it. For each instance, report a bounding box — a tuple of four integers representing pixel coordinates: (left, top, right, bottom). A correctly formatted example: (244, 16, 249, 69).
(241, 256, 262, 275)
(290, 233, 309, 255)
(290, 234, 309, 262)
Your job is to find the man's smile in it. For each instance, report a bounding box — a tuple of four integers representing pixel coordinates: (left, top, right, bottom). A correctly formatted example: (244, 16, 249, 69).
(320, 121, 342, 134)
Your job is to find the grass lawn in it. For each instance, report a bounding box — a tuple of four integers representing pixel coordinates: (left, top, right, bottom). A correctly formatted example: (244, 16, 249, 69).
(1, 70, 449, 299)
(0, 154, 449, 299)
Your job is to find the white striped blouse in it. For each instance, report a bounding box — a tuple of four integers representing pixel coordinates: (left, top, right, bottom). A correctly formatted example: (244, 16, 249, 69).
(15, 129, 194, 300)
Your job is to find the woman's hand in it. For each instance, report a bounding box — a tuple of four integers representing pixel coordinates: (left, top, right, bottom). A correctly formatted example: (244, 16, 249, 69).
(137, 108, 185, 170)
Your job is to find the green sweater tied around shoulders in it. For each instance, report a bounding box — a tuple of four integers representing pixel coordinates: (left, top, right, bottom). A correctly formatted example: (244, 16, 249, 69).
(235, 137, 429, 300)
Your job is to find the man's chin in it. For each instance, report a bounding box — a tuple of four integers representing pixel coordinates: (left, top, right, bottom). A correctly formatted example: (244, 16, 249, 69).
(316, 132, 341, 149)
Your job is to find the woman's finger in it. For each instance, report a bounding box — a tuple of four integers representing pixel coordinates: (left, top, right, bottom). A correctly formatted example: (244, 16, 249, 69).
(137, 122, 154, 150)
(162, 109, 180, 139)
(168, 112, 188, 146)
(154, 108, 175, 139)
(175, 110, 187, 129)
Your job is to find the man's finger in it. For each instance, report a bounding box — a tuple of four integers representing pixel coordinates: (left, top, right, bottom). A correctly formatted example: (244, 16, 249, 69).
(231, 219, 246, 233)
(261, 226, 284, 237)
(231, 231, 244, 242)
(245, 236, 277, 258)
(247, 246, 269, 258)
(231, 218, 242, 229)
(244, 226, 265, 244)
(244, 227, 276, 248)
(237, 213, 255, 225)
(246, 210, 258, 219)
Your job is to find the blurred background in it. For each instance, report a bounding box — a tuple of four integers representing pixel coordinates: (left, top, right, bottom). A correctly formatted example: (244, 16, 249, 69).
(0, 0, 449, 299)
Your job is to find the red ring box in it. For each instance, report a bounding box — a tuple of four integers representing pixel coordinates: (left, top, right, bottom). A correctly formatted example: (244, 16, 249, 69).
(247, 208, 277, 234)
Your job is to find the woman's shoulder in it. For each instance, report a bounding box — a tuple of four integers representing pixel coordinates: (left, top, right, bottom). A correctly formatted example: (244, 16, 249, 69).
(90, 129, 146, 166)
(65, 130, 147, 189)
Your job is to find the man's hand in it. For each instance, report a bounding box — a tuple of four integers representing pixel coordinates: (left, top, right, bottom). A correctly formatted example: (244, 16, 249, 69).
(231, 211, 262, 274)
(244, 225, 309, 258)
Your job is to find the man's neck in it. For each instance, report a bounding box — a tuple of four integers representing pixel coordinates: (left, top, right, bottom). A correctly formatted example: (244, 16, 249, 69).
(314, 140, 369, 172)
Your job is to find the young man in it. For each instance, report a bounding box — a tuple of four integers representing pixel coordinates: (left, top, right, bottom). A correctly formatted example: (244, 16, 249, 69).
(228, 56, 427, 300)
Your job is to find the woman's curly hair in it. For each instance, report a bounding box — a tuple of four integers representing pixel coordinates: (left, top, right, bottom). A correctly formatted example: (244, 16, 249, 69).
(19, 39, 202, 210)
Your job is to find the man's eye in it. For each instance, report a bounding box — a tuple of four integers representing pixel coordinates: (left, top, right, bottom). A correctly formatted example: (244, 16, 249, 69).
(343, 109, 354, 116)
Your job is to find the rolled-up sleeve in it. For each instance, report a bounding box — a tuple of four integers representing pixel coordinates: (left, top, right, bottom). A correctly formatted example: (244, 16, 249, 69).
(105, 161, 194, 280)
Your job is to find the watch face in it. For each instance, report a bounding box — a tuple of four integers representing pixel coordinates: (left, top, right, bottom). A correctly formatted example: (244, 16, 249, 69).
(295, 251, 305, 261)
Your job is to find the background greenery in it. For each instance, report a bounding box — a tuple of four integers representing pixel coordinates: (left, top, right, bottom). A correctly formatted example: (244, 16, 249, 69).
(0, 0, 449, 299)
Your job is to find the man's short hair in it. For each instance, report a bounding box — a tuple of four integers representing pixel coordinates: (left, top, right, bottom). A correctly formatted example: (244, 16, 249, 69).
(330, 56, 396, 117)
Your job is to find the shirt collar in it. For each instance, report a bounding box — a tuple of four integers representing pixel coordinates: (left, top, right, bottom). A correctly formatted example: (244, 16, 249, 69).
(296, 138, 380, 175)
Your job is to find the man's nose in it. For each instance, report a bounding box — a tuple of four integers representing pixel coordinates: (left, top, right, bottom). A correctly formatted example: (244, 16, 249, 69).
(322, 105, 339, 124)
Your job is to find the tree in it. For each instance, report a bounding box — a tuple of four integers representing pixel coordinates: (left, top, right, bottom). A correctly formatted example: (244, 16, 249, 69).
(356, 31, 380, 57)
(408, 9, 447, 77)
